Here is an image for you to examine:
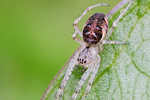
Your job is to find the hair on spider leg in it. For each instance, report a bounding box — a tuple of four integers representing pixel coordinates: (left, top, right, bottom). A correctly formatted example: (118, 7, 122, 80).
(80, 9, 84, 13)
(88, 3, 91, 7)
(77, 14, 81, 18)
(69, 30, 74, 35)
(74, 16, 78, 20)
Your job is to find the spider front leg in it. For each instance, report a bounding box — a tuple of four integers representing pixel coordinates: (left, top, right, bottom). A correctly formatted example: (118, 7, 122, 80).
(72, 31, 84, 44)
(81, 55, 101, 100)
(55, 45, 86, 100)
(71, 62, 95, 100)
(73, 3, 109, 38)
(55, 57, 77, 100)
(105, 0, 133, 40)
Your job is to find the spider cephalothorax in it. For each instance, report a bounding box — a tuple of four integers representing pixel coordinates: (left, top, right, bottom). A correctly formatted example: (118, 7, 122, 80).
(77, 45, 99, 67)
(83, 13, 109, 44)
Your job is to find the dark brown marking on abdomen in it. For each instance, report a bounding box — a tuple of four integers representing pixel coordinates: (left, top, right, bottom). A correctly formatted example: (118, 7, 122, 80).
(83, 13, 109, 44)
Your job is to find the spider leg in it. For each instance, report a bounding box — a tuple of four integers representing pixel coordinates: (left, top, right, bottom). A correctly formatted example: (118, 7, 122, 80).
(101, 40, 129, 44)
(72, 31, 84, 44)
(71, 62, 96, 100)
(105, 0, 133, 40)
(98, 43, 104, 53)
(55, 57, 77, 100)
(55, 45, 86, 100)
(73, 3, 109, 38)
(81, 55, 101, 100)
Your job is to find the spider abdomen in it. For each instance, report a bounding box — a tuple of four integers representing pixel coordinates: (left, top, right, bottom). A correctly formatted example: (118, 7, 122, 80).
(83, 13, 109, 44)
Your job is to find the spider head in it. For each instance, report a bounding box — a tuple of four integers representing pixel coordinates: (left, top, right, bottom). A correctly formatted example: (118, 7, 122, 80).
(83, 13, 108, 45)
(77, 46, 92, 66)
(77, 45, 98, 68)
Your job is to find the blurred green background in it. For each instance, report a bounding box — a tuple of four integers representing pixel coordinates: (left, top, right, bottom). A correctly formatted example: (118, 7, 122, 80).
(0, 0, 121, 100)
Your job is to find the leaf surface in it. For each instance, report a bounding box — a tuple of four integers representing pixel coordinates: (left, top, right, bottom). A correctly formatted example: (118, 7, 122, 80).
(42, 0, 150, 99)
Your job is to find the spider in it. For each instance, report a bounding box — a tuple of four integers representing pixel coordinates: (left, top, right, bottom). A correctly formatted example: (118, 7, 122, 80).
(55, 0, 133, 100)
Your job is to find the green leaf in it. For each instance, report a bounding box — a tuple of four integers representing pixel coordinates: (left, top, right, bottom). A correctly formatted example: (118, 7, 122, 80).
(41, 0, 150, 100)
